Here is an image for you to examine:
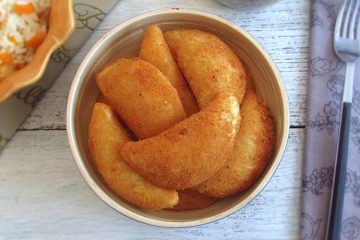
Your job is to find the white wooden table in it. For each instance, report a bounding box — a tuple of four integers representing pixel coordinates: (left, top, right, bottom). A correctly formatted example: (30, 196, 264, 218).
(0, 0, 309, 239)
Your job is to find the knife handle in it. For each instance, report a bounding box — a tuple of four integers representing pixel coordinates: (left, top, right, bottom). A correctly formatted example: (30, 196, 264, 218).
(326, 102, 351, 240)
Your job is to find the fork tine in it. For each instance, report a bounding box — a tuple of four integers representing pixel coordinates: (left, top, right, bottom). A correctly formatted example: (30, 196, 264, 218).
(354, 0, 360, 38)
(335, 0, 349, 37)
(334, 0, 360, 62)
(343, 0, 354, 37)
(349, 0, 360, 38)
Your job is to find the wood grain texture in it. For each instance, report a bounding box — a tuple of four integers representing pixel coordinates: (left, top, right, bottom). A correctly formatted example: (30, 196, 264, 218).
(0, 0, 309, 239)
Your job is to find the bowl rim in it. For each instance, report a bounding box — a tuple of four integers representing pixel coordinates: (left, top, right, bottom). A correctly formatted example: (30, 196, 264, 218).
(66, 8, 290, 228)
(0, 0, 75, 102)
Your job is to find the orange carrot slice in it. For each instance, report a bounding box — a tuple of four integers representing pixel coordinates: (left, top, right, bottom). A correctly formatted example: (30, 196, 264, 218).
(25, 31, 46, 49)
(0, 53, 13, 65)
(13, 3, 35, 14)
(7, 35, 17, 44)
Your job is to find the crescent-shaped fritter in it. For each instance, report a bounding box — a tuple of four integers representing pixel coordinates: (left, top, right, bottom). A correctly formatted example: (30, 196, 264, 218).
(88, 102, 179, 210)
(95, 57, 187, 139)
(193, 90, 275, 198)
(164, 29, 247, 108)
(119, 94, 240, 190)
(140, 25, 199, 115)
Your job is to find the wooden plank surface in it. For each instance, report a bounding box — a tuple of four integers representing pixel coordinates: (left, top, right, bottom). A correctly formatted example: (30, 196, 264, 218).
(0, 0, 309, 239)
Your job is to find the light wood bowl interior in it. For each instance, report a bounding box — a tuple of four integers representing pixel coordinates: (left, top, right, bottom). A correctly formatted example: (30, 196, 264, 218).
(0, 0, 75, 102)
(66, 9, 290, 227)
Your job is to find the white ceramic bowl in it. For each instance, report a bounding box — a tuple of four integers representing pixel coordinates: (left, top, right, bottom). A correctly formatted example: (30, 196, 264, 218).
(66, 9, 289, 227)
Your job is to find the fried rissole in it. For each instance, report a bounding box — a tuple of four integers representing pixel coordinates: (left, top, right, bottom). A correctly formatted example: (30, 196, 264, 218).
(95, 57, 187, 139)
(119, 94, 240, 190)
(88, 102, 179, 209)
(140, 25, 199, 115)
(164, 29, 247, 108)
(194, 89, 275, 198)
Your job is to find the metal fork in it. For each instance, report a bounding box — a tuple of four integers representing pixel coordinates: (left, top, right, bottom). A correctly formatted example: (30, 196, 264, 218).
(326, 0, 360, 239)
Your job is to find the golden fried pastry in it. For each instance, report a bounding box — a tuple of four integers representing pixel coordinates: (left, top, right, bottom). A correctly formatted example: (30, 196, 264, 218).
(119, 94, 240, 190)
(139, 25, 199, 115)
(193, 90, 275, 198)
(170, 190, 218, 211)
(164, 29, 247, 108)
(95, 57, 187, 139)
(88, 102, 179, 210)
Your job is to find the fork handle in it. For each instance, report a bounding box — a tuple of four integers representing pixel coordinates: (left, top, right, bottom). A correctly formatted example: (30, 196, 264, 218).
(327, 101, 352, 240)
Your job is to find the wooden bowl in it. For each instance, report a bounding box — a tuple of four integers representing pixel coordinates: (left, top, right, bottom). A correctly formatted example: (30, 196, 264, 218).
(66, 9, 289, 227)
(0, 0, 75, 102)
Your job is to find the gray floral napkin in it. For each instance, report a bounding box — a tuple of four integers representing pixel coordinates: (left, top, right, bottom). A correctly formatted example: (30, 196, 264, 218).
(0, 0, 117, 151)
(301, 0, 360, 239)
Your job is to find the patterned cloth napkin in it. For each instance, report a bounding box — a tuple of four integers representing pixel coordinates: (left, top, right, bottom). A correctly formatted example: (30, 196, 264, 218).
(0, 0, 117, 151)
(301, 0, 360, 239)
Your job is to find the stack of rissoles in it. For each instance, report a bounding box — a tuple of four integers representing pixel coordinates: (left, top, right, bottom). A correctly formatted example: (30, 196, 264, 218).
(88, 25, 276, 210)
